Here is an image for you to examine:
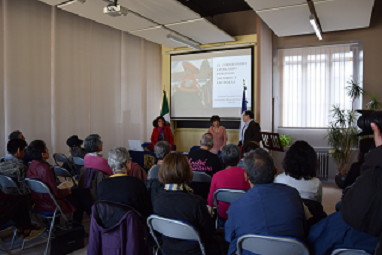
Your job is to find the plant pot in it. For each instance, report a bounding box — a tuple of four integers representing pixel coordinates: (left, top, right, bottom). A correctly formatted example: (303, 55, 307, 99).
(335, 174, 346, 189)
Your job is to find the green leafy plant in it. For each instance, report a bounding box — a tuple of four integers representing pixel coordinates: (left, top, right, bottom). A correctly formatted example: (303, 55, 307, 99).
(280, 134, 295, 147)
(366, 92, 381, 110)
(346, 80, 364, 106)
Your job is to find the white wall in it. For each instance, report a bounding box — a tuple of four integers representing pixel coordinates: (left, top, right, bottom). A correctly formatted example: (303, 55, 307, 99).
(0, 0, 162, 159)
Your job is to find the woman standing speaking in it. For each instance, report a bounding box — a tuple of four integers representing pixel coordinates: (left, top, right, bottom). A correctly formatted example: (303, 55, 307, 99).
(207, 115, 227, 154)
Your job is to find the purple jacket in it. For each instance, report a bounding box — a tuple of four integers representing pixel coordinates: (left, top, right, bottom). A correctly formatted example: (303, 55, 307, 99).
(88, 200, 152, 255)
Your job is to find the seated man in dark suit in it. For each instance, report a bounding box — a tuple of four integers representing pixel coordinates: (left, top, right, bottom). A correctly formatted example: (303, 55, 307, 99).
(225, 149, 306, 255)
(238, 110, 261, 147)
(97, 147, 152, 219)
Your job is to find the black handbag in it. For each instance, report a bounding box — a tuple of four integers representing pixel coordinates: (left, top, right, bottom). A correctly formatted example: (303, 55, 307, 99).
(50, 225, 86, 255)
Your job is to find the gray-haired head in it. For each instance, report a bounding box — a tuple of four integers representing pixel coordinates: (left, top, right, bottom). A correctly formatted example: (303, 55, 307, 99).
(221, 144, 240, 166)
(154, 141, 171, 160)
(201, 133, 214, 148)
(108, 147, 132, 173)
(243, 148, 274, 185)
(84, 134, 103, 153)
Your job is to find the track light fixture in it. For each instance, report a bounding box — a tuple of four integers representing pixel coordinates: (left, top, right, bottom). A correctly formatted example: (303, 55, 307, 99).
(310, 14, 322, 40)
(167, 34, 201, 50)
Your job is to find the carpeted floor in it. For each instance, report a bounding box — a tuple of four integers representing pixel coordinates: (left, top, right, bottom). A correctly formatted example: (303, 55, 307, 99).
(0, 182, 343, 254)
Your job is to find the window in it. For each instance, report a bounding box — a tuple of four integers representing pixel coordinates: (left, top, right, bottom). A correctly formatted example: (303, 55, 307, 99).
(278, 45, 360, 128)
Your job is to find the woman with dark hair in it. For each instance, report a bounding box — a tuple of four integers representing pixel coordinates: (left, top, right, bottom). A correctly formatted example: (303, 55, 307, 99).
(26, 140, 92, 225)
(343, 138, 375, 189)
(153, 153, 219, 255)
(149, 116, 174, 151)
(207, 115, 227, 154)
(275, 140, 322, 203)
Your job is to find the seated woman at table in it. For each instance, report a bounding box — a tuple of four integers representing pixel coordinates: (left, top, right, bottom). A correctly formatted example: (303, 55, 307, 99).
(148, 116, 174, 151)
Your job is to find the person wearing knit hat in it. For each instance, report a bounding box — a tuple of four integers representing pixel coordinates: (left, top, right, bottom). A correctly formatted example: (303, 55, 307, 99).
(66, 135, 87, 159)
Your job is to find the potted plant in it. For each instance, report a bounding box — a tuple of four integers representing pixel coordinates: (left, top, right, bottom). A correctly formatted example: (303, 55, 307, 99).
(279, 134, 295, 147)
(327, 80, 380, 188)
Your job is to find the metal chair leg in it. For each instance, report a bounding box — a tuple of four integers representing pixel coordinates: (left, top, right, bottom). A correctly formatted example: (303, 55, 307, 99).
(44, 210, 57, 255)
(21, 239, 25, 250)
(0, 238, 13, 255)
(10, 229, 16, 249)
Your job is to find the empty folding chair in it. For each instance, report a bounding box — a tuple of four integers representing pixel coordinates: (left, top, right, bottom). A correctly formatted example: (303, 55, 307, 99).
(147, 215, 206, 255)
(72, 157, 84, 174)
(331, 249, 371, 255)
(24, 178, 69, 255)
(53, 166, 77, 187)
(236, 234, 309, 255)
(53, 153, 75, 174)
(213, 189, 246, 228)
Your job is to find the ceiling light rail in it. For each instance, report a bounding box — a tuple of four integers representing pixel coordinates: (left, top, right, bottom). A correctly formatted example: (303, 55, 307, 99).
(165, 42, 256, 55)
(57, 0, 85, 8)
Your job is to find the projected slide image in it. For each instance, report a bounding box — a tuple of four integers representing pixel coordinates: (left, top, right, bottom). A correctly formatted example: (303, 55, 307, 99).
(170, 48, 252, 119)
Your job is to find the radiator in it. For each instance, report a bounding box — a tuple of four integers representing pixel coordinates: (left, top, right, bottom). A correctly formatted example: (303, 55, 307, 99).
(316, 151, 329, 180)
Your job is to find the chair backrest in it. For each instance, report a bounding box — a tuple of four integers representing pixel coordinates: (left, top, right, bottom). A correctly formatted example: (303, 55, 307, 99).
(24, 178, 68, 222)
(237, 234, 310, 255)
(0, 175, 21, 194)
(192, 171, 212, 183)
(72, 157, 84, 166)
(53, 166, 73, 178)
(213, 188, 246, 207)
(147, 215, 206, 255)
(53, 153, 69, 165)
(331, 249, 371, 255)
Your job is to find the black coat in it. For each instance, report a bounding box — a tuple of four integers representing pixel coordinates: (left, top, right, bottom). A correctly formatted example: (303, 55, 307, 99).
(341, 145, 382, 254)
(239, 120, 261, 146)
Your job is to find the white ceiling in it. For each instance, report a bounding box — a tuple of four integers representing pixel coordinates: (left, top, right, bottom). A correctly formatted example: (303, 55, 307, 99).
(256, 4, 314, 37)
(37, 0, 235, 48)
(313, 0, 375, 32)
(60, 0, 157, 32)
(130, 26, 185, 48)
(166, 19, 235, 44)
(245, 0, 375, 37)
(118, 0, 200, 25)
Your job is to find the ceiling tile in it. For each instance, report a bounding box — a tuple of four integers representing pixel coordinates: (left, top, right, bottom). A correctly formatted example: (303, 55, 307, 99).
(245, 0, 306, 11)
(257, 4, 315, 36)
(37, 0, 64, 5)
(119, 0, 200, 25)
(59, 0, 157, 32)
(166, 19, 235, 44)
(130, 26, 185, 48)
(313, 0, 375, 32)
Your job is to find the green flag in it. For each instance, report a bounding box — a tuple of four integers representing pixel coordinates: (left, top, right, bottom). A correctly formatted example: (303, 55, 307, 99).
(160, 90, 170, 123)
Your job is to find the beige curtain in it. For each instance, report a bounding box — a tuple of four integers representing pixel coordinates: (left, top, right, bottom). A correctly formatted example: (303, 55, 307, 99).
(0, 0, 162, 159)
(279, 45, 354, 128)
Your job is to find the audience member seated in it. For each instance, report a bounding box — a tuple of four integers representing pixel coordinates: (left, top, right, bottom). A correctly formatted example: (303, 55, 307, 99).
(97, 147, 152, 219)
(66, 135, 87, 159)
(207, 115, 227, 154)
(225, 149, 306, 255)
(148, 141, 171, 180)
(78, 167, 108, 203)
(343, 137, 375, 189)
(308, 211, 378, 255)
(188, 133, 223, 177)
(26, 140, 92, 225)
(207, 144, 250, 226)
(8, 130, 30, 166)
(153, 153, 219, 255)
(148, 116, 174, 151)
(128, 161, 148, 182)
(0, 190, 44, 241)
(237, 141, 260, 168)
(0, 139, 30, 197)
(83, 134, 113, 176)
(274, 140, 326, 227)
(341, 123, 382, 255)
